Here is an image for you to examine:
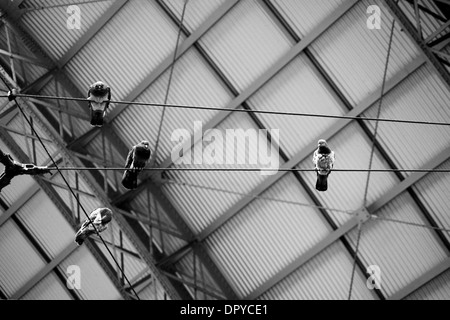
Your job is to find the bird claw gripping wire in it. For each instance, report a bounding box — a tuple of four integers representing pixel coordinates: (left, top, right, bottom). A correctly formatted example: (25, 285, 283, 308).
(0, 148, 52, 192)
(7, 89, 18, 101)
(18, 163, 52, 176)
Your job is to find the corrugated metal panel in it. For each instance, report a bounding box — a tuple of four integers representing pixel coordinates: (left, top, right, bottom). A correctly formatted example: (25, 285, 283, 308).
(0, 138, 37, 205)
(0, 219, 47, 297)
(271, 0, 350, 38)
(413, 159, 450, 243)
(199, 0, 293, 92)
(362, 64, 450, 174)
(200, 172, 332, 298)
(405, 269, 450, 300)
(21, 272, 72, 300)
(309, 0, 421, 106)
(259, 241, 378, 300)
(345, 192, 448, 298)
(162, 111, 284, 234)
(163, 0, 228, 33)
(16, 190, 75, 258)
(21, 0, 114, 61)
(113, 48, 233, 165)
(248, 53, 347, 158)
(59, 245, 122, 300)
(66, 0, 186, 103)
(297, 122, 399, 226)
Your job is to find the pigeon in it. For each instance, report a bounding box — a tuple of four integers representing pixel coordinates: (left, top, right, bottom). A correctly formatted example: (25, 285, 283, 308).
(312, 139, 335, 192)
(0, 148, 51, 192)
(75, 207, 113, 246)
(87, 81, 111, 127)
(121, 141, 151, 190)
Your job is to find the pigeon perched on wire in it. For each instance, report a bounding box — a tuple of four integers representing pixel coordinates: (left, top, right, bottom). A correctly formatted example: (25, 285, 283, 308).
(75, 207, 113, 246)
(121, 141, 151, 190)
(312, 139, 335, 192)
(87, 81, 111, 127)
(0, 148, 51, 192)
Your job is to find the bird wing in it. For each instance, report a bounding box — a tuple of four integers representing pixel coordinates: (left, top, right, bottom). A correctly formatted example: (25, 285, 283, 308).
(312, 149, 319, 165)
(124, 148, 134, 169)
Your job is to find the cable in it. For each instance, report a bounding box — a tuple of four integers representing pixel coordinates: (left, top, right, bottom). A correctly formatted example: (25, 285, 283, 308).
(15, 93, 450, 127)
(1, 80, 140, 300)
(153, 0, 189, 163)
(347, 222, 364, 300)
(165, 178, 355, 215)
(47, 167, 450, 172)
(371, 215, 450, 233)
(349, 17, 396, 301)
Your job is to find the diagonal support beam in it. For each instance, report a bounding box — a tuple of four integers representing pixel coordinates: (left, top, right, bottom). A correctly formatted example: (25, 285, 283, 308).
(388, 257, 450, 300)
(196, 56, 425, 241)
(368, 145, 450, 213)
(244, 219, 357, 300)
(56, 0, 129, 69)
(0, 126, 130, 300)
(154, 0, 358, 174)
(0, 11, 190, 300)
(245, 144, 450, 300)
(66, 0, 240, 149)
(0, 183, 40, 227)
(0, 48, 52, 69)
(11, 241, 78, 300)
(114, 0, 360, 206)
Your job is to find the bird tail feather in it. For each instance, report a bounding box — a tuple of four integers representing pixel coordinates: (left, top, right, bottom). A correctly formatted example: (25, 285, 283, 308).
(316, 174, 328, 191)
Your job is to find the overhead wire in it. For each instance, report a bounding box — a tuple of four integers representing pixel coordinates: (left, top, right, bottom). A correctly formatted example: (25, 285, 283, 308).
(1, 3, 448, 301)
(12, 92, 450, 127)
(0, 79, 141, 300)
(165, 178, 450, 234)
(45, 167, 450, 173)
(164, 177, 355, 215)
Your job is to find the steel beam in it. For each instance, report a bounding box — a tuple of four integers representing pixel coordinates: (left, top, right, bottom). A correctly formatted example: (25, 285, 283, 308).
(0, 14, 191, 299)
(66, 0, 240, 149)
(368, 145, 450, 213)
(0, 48, 52, 68)
(388, 257, 450, 300)
(11, 242, 78, 300)
(0, 183, 40, 227)
(114, 0, 360, 206)
(246, 144, 450, 299)
(106, 0, 240, 122)
(245, 219, 358, 300)
(197, 56, 425, 241)
(0, 126, 130, 300)
(56, 0, 129, 69)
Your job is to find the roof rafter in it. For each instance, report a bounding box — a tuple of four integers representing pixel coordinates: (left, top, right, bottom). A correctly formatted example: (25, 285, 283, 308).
(247, 145, 450, 299)
(65, 0, 240, 149)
